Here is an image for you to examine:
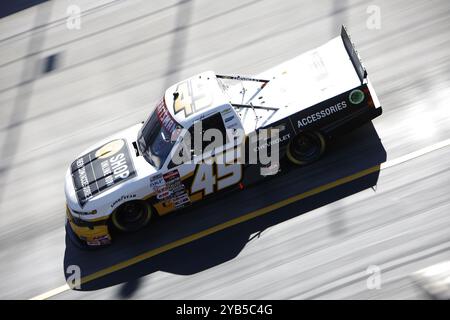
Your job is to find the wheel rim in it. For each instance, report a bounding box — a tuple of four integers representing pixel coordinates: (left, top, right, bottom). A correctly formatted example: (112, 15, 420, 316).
(113, 201, 151, 232)
(292, 134, 320, 159)
(122, 203, 144, 223)
(287, 132, 325, 165)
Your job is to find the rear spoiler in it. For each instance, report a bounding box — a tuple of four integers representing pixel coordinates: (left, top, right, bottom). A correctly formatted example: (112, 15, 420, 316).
(341, 25, 367, 83)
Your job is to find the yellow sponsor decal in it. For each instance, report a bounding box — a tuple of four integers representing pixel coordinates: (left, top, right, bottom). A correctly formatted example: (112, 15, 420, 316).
(95, 139, 125, 159)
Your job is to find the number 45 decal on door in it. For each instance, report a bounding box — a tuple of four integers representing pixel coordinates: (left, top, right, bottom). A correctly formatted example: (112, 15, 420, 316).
(190, 163, 242, 197)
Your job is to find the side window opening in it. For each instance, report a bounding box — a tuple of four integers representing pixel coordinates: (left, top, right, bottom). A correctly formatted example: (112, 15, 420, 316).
(189, 113, 229, 155)
(167, 113, 229, 169)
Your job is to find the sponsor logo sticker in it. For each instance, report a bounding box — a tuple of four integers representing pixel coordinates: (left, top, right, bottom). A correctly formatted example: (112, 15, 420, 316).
(95, 139, 125, 159)
(72, 139, 136, 207)
(349, 89, 365, 104)
(110, 194, 137, 208)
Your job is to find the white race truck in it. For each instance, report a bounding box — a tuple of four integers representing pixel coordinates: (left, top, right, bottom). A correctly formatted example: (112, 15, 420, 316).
(65, 26, 382, 247)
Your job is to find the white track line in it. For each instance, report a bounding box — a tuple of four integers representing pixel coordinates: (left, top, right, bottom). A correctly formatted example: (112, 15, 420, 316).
(381, 138, 450, 170)
(29, 138, 450, 300)
(30, 284, 71, 300)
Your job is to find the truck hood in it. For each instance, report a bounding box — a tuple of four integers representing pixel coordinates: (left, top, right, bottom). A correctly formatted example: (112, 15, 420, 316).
(69, 124, 149, 208)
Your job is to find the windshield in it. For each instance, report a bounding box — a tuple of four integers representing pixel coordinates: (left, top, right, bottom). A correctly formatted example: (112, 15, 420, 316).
(137, 98, 180, 169)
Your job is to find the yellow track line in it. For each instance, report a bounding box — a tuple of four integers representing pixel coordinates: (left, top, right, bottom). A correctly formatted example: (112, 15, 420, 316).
(30, 137, 450, 300)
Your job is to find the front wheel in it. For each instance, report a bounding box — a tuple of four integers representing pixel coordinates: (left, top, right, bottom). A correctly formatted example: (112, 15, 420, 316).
(112, 200, 152, 232)
(286, 131, 326, 165)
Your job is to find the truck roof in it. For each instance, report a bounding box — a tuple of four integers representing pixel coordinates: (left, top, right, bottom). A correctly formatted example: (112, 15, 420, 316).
(163, 70, 231, 128)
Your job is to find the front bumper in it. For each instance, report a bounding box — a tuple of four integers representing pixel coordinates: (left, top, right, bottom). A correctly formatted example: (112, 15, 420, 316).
(66, 205, 112, 248)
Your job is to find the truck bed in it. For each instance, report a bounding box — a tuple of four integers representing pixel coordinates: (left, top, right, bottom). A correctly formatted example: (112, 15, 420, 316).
(258, 36, 361, 110)
(225, 36, 363, 133)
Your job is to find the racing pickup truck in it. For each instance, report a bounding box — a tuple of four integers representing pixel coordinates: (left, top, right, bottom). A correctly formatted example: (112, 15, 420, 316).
(65, 26, 382, 247)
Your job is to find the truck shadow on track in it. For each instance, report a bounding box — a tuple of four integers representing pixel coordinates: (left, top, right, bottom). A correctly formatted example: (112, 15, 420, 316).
(0, 0, 48, 19)
(63, 123, 386, 296)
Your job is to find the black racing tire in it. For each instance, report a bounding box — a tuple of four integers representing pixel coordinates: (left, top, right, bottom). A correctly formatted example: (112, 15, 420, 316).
(286, 131, 326, 165)
(111, 200, 152, 232)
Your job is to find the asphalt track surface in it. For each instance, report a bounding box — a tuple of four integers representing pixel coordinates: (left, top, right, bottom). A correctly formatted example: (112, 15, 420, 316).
(0, 0, 449, 299)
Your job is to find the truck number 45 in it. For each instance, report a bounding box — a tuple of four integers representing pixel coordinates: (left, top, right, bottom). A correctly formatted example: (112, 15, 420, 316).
(174, 80, 213, 117)
(190, 163, 242, 196)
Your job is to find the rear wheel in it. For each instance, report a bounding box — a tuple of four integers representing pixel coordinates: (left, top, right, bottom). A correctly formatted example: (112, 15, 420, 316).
(112, 200, 152, 232)
(286, 131, 326, 165)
